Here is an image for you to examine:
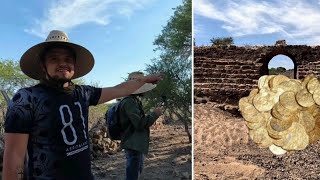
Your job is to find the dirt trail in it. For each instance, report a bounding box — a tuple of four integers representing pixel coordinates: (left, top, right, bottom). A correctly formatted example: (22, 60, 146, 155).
(92, 123, 192, 180)
(194, 103, 320, 180)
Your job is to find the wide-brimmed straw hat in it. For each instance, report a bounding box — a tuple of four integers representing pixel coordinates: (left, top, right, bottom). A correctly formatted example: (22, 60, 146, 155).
(128, 72, 156, 94)
(20, 30, 94, 80)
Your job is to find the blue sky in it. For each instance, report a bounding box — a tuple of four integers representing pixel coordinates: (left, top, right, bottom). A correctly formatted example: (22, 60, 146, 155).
(0, 0, 182, 87)
(194, 0, 320, 69)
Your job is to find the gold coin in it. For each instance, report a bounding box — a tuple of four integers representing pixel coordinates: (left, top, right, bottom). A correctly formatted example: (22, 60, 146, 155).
(249, 129, 254, 140)
(296, 89, 315, 107)
(281, 122, 309, 150)
(313, 113, 320, 128)
(248, 89, 259, 103)
(308, 127, 320, 144)
(269, 75, 290, 89)
(305, 104, 318, 115)
(257, 75, 276, 91)
(270, 117, 293, 132)
(277, 79, 302, 93)
(279, 91, 301, 111)
(258, 139, 274, 148)
(313, 89, 320, 106)
(301, 74, 316, 88)
(245, 113, 267, 130)
(271, 105, 283, 120)
(298, 111, 315, 133)
(274, 136, 288, 147)
(266, 117, 286, 139)
(239, 97, 261, 122)
(239, 97, 251, 111)
(272, 127, 291, 147)
(250, 127, 273, 147)
(307, 77, 320, 94)
(272, 102, 296, 121)
(258, 75, 269, 90)
(242, 111, 264, 123)
(269, 144, 287, 155)
(264, 75, 276, 89)
(253, 91, 277, 112)
(311, 105, 320, 117)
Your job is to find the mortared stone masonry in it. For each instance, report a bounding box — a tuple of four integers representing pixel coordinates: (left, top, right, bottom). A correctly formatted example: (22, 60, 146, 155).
(194, 43, 320, 112)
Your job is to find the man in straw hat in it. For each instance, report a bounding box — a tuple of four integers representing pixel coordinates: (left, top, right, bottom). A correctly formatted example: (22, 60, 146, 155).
(118, 71, 162, 180)
(2, 30, 162, 180)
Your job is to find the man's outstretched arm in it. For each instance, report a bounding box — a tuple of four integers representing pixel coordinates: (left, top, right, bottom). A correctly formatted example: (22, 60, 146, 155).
(97, 74, 162, 104)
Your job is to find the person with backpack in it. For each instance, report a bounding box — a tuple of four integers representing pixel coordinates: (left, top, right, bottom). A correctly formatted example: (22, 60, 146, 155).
(2, 30, 162, 180)
(116, 71, 162, 180)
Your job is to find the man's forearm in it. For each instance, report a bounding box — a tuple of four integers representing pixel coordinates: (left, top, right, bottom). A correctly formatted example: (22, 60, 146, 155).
(3, 156, 25, 180)
(114, 78, 145, 95)
(98, 78, 146, 104)
(115, 74, 161, 96)
(97, 74, 161, 104)
(3, 133, 29, 180)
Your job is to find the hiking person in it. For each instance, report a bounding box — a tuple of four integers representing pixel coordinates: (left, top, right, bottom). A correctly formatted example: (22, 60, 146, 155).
(2, 30, 162, 180)
(118, 71, 162, 180)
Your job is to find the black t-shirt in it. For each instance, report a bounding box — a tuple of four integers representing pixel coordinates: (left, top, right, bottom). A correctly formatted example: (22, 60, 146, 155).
(5, 84, 102, 180)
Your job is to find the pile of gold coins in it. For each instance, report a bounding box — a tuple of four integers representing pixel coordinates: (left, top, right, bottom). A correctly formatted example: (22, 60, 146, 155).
(239, 74, 320, 155)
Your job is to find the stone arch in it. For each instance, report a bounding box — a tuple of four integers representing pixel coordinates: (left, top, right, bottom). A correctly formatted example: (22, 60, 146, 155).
(258, 48, 298, 79)
(194, 44, 320, 110)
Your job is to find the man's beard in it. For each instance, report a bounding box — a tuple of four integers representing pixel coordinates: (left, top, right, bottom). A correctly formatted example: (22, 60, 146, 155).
(49, 75, 72, 84)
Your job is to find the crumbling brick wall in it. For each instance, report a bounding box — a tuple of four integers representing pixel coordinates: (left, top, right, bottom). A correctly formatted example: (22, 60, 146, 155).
(194, 45, 320, 107)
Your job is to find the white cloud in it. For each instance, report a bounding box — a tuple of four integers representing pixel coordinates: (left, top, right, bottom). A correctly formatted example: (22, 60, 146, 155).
(193, 22, 203, 36)
(194, 0, 320, 45)
(25, 0, 154, 38)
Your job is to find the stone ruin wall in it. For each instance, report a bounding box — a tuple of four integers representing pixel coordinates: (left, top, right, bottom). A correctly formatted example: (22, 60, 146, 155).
(194, 45, 320, 112)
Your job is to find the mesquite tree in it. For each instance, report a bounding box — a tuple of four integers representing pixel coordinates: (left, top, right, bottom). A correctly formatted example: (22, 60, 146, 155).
(144, 0, 192, 143)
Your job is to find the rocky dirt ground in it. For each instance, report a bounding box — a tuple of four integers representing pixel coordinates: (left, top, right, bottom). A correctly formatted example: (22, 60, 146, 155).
(0, 107, 191, 179)
(194, 103, 320, 180)
(91, 121, 192, 180)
